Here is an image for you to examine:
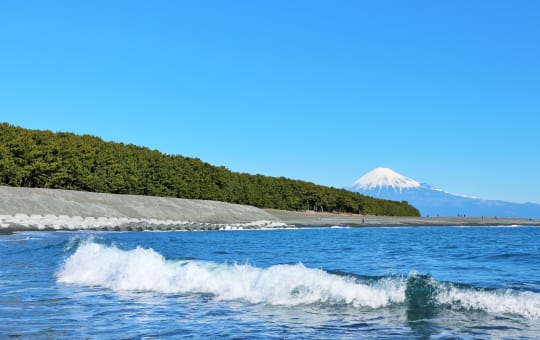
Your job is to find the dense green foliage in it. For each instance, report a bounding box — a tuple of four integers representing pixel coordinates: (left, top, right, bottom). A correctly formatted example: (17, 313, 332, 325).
(0, 123, 420, 216)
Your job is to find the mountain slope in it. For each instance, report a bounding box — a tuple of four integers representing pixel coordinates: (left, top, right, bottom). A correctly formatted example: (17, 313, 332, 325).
(347, 167, 540, 219)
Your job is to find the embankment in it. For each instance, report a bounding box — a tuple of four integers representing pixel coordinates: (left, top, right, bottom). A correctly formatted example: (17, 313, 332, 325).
(0, 186, 283, 232)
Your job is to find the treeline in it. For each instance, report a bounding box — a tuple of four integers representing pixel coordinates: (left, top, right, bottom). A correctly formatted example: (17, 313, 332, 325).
(0, 123, 420, 216)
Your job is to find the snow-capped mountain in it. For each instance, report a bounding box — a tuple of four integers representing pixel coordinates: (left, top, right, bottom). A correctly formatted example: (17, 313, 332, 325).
(347, 167, 420, 191)
(346, 167, 540, 219)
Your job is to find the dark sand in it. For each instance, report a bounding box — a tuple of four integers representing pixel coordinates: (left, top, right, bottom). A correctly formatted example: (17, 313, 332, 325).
(266, 209, 540, 227)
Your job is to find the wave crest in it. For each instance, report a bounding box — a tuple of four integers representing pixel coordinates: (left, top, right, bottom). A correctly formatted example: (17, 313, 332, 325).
(57, 242, 404, 308)
(57, 242, 540, 318)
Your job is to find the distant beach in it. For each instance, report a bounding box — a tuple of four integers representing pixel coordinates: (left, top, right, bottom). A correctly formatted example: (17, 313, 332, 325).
(267, 209, 540, 227)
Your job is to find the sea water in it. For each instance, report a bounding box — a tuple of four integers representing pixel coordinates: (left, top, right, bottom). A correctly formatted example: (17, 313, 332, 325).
(1, 226, 539, 339)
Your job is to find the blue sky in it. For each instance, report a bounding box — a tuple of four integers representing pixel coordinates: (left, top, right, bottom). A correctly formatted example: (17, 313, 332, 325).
(1, 1, 539, 203)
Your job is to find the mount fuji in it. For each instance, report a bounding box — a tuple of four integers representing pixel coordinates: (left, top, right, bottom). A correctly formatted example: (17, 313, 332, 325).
(346, 167, 540, 219)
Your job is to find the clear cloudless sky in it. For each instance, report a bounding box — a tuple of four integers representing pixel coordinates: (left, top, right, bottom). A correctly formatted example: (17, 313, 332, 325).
(1, 1, 539, 203)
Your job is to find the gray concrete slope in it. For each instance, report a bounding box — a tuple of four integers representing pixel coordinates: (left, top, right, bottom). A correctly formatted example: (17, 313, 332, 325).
(0, 185, 278, 223)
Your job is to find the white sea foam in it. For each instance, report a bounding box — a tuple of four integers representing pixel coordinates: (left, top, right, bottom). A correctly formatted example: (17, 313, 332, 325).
(57, 242, 540, 318)
(436, 284, 540, 319)
(57, 242, 404, 308)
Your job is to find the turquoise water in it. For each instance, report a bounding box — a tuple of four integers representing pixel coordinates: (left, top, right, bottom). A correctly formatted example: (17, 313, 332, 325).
(1, 226, 540, 339)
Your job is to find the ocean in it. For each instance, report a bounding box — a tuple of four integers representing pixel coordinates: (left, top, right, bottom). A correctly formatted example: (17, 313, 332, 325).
(1, 226, 539, 339)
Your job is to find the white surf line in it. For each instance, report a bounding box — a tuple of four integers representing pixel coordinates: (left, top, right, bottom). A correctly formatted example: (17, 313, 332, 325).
(0, 214, 288, 231)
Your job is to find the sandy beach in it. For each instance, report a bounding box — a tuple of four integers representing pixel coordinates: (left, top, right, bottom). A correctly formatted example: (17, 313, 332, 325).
(267, 209, 540, 227)
(1, 186, 538, 234)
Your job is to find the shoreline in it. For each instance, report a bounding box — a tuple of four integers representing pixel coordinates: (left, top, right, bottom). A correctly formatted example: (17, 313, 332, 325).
(2, 212, 539, 235)
(2, 218, 540, 236)
(1, 186, 539, 234)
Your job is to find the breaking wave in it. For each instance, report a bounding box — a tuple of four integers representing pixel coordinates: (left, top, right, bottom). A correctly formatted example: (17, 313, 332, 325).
(57, 242, 540, 318)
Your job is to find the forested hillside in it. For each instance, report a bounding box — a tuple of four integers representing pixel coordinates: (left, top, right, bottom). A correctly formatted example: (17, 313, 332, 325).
(0, 123, 420, 216)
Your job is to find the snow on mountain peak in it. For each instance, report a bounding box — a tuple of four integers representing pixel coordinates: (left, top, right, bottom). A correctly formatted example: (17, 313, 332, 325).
(347, 167, 420, 191)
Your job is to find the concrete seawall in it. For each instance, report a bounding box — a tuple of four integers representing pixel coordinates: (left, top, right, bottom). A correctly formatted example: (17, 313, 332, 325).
(0, 186, 284, 232)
